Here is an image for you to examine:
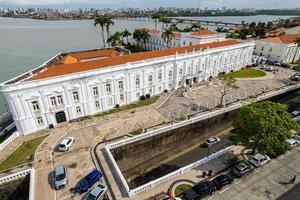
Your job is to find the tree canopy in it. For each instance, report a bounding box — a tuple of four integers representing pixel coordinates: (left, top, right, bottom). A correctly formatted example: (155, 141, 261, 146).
(232, 101, 298, 157)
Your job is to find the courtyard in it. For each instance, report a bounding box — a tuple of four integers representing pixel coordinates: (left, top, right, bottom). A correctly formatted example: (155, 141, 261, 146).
(0, 65, 298, 200)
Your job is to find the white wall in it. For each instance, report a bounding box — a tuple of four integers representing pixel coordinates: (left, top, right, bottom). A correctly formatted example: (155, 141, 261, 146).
(0, 42, 254, 135)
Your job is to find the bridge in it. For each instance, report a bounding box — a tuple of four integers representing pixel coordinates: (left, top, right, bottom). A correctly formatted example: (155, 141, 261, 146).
(169, 17, 243, 27)
(113, 16, 243, 27)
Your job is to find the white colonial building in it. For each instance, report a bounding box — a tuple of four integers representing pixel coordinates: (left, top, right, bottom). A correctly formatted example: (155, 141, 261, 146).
(254, 33, 300, 63)
(0, 40, 254, 135)
(138, 29, 226, 51)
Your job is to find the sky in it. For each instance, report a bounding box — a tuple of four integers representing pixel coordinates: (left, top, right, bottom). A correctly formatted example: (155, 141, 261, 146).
(0, 0, 299, 9)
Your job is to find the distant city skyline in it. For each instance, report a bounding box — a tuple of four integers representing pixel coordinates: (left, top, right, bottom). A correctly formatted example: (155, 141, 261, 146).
(0, 0, 300, 9)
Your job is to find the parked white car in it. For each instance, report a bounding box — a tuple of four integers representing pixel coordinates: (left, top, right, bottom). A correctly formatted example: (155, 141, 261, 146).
(204, 136, 221, 147)
(85, 183, 107, 200)
(249, 154, 270, 167)
(58, 137, 75, 151)
(286, 138, 300, 149)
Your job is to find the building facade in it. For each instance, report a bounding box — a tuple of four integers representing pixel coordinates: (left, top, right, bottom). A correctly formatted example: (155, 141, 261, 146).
(0, 40, 254, 135)
(254, 34, 300, 63)
(137, 29, 226, 51)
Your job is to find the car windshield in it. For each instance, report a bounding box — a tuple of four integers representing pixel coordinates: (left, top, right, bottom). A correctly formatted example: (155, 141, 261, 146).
(236, 164, 245, 172)
(86, 193, 97, 200)
(55, 173, 65, 181)
(252, 157, 259, 162)
(59, 144, 66, 148)
(98, 184, 106, 189)
(81, 178, 90, 186)
(194, 183, 208, 193)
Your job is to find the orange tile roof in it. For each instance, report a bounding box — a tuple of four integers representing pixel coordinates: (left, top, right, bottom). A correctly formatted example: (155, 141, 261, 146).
(190, 29, 216, 36)
(70, 49, 119, 61)
(144, 29, 161, 34)
(30, 40, 241, 81)
(259, 33, 300, 44)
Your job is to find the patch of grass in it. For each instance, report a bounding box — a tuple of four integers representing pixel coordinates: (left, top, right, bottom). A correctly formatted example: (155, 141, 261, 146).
(129, 128, 143, 136)
(0, 135, 48, 171)
(293, 64, 300, 72)
(94, 96, 159, 118)
(175, 184, 192, 197)
(226, 68, 266, 78)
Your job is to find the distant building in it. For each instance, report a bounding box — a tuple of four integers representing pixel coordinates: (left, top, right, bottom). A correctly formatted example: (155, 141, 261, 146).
(0, 40, 254, 135)
(136, 29, 226, 51)
(254, 34, 300, 63)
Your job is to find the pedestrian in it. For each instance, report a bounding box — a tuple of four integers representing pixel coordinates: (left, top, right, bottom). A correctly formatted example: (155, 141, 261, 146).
(289, 175, 296, 184)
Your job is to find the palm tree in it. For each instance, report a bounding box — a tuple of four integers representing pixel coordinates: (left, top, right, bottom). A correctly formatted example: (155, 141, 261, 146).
(176, 19, 185, 31)
(94, 15, 107, 47)
(162, 27, 175, 48)
(122, 29, 131, 44)
(190, 22, 201, 31)
(107, 31, 122, 47)
(133, 29, 143, 46)
(141, 29, 150, 47)
(152, 13, 161, 30)
(105, 16, 115, 39)
(159, 16, 172, 32)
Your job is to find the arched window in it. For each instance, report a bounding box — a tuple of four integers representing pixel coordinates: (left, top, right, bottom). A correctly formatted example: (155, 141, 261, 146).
(168, 70, 173, 80)
(158, 72, 162, 82)
(148, 75, 153, 85)
(135, 77, 140, 88)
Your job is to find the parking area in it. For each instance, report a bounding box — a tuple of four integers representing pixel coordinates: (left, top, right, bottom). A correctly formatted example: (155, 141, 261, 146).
(201, 145, 300, 200)
(52, 126, 99, 200)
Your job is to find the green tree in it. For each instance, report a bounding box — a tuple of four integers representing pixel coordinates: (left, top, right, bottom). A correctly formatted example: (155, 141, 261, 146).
(218, 74, 238, 107)
(140, 29, 150, 46)
(162, 27, 175, 48)
(159, 16, 172, 31)
(133, 29, 150, 47)
(94, 15, 107, 47)
(232, 101, 298, 157)
(107, 31, 122, 47)
(190, 22, 201, 31)
(133, 29, 143, 46)
(152, 12, 161, 30)
(176, 19, 185, 31)
(105, 16, 115, 38)
(122, 29, 131, 44)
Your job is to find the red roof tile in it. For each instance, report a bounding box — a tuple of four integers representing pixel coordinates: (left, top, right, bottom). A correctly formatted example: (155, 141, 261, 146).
(31, 40, 241, 81)
(259, 33, 300, 44)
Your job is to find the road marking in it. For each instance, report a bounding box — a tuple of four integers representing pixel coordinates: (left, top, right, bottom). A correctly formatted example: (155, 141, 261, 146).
(234, 180, 241, 184)
(60, 194, 73, 200)
(219, 187, 230, 193)
(206, 197, 213, 200)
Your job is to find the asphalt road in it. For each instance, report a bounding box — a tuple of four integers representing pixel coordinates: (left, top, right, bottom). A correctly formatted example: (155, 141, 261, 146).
(167, 134, 232, 168)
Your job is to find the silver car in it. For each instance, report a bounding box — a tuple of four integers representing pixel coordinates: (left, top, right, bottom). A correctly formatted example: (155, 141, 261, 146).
(249, 154, 270, 167)
(85, 183, 107, 200)
(54, 165, 68, 190)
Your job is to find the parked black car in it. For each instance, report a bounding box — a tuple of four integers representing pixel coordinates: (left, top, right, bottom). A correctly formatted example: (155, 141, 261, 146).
(184, 181, 216, 200)
(232, 161, 254, 178)
(212, 173, 234, 190)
